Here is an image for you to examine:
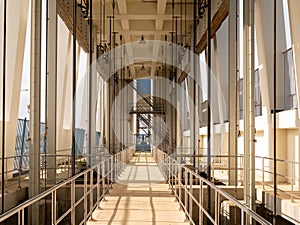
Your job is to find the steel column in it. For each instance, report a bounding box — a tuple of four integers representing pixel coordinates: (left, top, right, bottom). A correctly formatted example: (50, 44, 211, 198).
(273, 0, 277, 219)
(72, 0, 77, 176)
(1, 0, 7, 215)
(228, 0, 239, 187)
(46, 0, 57, 184)
(29, 0, 42, 224)
(88, 0, 93, 166)
(243, 0, 256, 223)
(207, 0, 212, 218)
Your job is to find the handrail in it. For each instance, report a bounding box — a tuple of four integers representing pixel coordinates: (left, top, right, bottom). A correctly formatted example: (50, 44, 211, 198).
(0, 148, 135, 224)
(152, 149, 271, 225)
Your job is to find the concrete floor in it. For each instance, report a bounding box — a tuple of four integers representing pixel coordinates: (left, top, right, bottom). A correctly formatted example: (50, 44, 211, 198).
(88, 152, 189, 225)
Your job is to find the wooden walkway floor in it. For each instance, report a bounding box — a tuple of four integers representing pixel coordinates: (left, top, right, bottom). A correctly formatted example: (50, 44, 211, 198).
(88, 152, 188, 225)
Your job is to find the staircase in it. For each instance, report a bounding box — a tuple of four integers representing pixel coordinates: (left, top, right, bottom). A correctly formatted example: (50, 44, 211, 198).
(126, 80, 176, 150)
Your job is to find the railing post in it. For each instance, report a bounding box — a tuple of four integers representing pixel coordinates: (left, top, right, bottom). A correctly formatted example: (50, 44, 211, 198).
(168, 157, 171, 188)
(110, 157, 113, 188)
(189, 171, 193, 223)
(71, 180, 75, 225)
(215, 192, 220, 224)
(262, 157, 265, 190)
(178, 166, 182, 204)
(199, 180, 203, 225)
(97, 164, 100, 206)
(84, 173, 88, 223)
(90, 169, 94, 221)
(291, 161, 294, 202)
(184, 169, 188, 215)
(102, 161, 105, 197)
(241, 210, 244, 225)
(21, 208, 24, 225)
(52, 191, 57, 225)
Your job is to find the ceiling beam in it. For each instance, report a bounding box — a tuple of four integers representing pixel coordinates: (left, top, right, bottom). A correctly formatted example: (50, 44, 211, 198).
(94, 14, 193, 21)
(157, 0, 167, 14)
(121, 20, 130, 30)
(156, 0, 167, 30)
(124, 33, 136, 78)
(116, 0, 127, 14)
(118, 30, 172, 36)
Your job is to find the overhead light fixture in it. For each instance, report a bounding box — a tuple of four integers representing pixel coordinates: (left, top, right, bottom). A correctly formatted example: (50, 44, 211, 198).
(140, 64, 146, 71)
(139, 35, 146, 44)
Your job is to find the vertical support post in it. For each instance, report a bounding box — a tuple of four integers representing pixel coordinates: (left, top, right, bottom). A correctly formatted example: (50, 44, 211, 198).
(1, 0, 7, 215)
(97, 164, 100, 206)
(88, 0, 94, 167)
(29, 0, 42, 224)
(72, 0, 77, 176)
(90, 170, 94, 220)
(189, 171, 193, 220)
(273, 0, 277, 218)
(192, 0, 197, 167)
(243, 0, 256, 223)
(84, 173, 88, 222)
(47, 0, 57, 184)
(228, 0, 238, 187)
(207, 0, 212, 218)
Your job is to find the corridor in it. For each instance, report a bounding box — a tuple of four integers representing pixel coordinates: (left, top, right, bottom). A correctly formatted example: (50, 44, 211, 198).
(88, 152, 188, 225)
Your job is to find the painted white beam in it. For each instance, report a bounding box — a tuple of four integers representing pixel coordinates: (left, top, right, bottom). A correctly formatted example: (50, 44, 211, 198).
(155, 20, 164, 30)
(157, 0, 167, 14)
(156, 0, 167, 30)
(121, 19, 130, 30)
(117, 0, 127, 14)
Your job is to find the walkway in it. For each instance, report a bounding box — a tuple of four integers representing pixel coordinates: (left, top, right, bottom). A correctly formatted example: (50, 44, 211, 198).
(88, 152, 189, 225)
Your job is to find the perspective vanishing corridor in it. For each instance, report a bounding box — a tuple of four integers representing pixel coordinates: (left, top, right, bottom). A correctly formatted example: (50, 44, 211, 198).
(1, 0, 300, 224)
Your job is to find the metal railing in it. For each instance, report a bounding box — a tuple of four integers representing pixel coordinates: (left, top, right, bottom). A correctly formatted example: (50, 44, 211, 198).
(0, 145, 137, 190)
(252, 155, 300, 202)
(0, 148, 135, 224)
(153, 149, 271, 225)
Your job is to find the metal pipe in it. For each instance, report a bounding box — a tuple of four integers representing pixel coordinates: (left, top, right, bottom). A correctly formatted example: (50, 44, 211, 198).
(112, 0, 116, 154)
(44, 0, 49, 178)
(88, 0, 93, 166)
(175, 16, 178, 151)
(273, 0, 277, 219)
(180, 0, 183, 45)
(72, 0, 77, 176)
(1, 0, 7, 215)
(207, 0, 212, 218)
(108, 16, 112, 154)
(99, 0, 102, 45)
(43, 10, 49, 225)
(192, 0, 196, 168)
